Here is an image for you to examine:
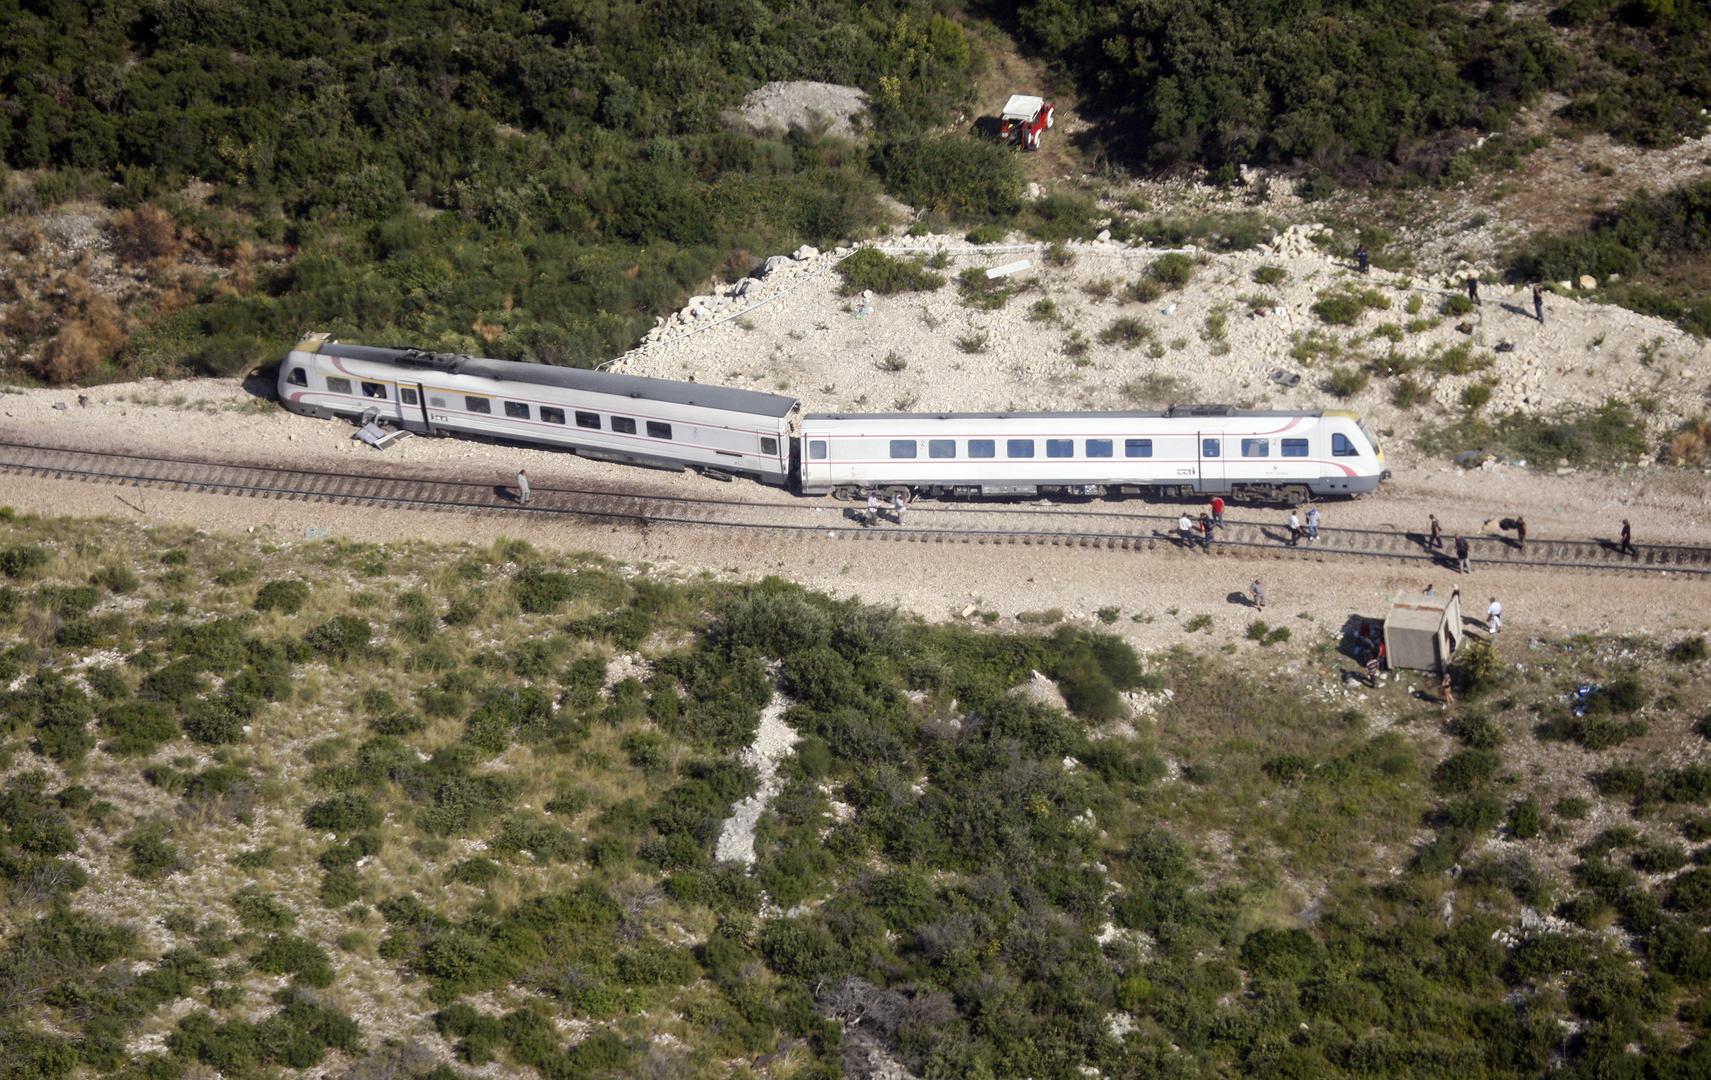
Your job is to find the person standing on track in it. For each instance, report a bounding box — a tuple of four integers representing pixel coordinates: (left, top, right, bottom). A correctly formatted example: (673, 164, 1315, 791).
(1306, 505, 1322, 543)
(1515, 515, 1528, 554)
(1619, 518, 1635, 557)
(866, 492, 881, 527)
(1455, 535, 1471, 574)
(891, 492, 907, 526)
(515, 469, 531, 506)
(1178, 512, 1196, 549)
(1211, 495, 1225, 528)
(1429, 513, 1444, 550)
(1199, 512, 1214, 550)
(1286, 508, 1301, 547)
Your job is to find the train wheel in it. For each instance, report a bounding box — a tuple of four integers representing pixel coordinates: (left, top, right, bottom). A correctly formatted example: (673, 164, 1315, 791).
(1277, 484, 1311, 504)
(880, 485, 912, 503)
(832, 485, 861, 501)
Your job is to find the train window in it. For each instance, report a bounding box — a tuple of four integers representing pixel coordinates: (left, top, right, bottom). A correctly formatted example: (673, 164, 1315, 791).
(889, 440, 918, 459)
(465, 396, 491, 414)
(1202, 438, 1221, 457)
(613, 417, 636, 434)
(1332, 433, 1357, 457)
(1282, 438, 1308, 457)
(928, 439, 955, 459)
(1124, 439, 1152, 458)
(809, 440, 827, 460)
(969, 440, 995, 458)
(400, 388, 418, 406)
(575, 411, 600, 429)
(1007, 439, 1035, 458)
(326, 377, 352, 394)
(504, 401, 530, 419)
(646, 421, 672, 440)
(1241, 438, 1269, 457)
(362, 381, 387, 399)
(1085, 439, 1112, 457)
(540, 407, 566, 425)
(1046, 439, 1073, 458)
(286, 368, 307, 387)
(761, 436, 779, 455)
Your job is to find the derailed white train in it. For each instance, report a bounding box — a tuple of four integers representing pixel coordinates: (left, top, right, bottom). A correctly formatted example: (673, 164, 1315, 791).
(278, 335, 1388, 503)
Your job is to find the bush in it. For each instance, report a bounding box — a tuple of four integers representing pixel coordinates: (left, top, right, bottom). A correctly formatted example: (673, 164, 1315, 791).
(0, 545, 50, 579)
(514, 565, 576, 614)
(1326, 367, 1370, 398)
(253, 579, 310, 614)
(872, 135, 1024, 221)
(303, 793, 383, 833)
(1253, 265, 1287, 286)
(835, 248, 944, 295)
(1508, 797, 1542, 839)
(252, 934, 336, 987)
(1434, 748, 1501, 793)
(304, 616, 370, 660)
(1149, 253, 1195, 288)
(1669, 636, 1709, 663)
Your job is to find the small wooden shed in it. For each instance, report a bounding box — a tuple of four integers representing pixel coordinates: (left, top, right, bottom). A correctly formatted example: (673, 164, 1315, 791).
(1383, 589, 1464, 673)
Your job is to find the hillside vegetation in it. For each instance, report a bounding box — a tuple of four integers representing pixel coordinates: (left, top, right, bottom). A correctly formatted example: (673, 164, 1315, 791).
(0, 0, 987, 382)
(1015, 0, 1709, 178)
(3, 513, 1711, 1076)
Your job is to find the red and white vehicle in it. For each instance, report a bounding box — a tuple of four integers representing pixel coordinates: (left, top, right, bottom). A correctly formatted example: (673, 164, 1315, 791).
(999, 94, 1054, 150)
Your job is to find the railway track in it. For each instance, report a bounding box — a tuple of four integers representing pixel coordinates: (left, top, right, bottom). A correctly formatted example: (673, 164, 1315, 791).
(2, 439, 1709, 577)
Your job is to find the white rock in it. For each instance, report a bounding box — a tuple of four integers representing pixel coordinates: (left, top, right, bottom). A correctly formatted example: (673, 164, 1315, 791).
(762, 255, 796, 276)
(792, 244, 820, 261)
(1578, 275, 1597, 290)
(1096, 229, 1111, 242)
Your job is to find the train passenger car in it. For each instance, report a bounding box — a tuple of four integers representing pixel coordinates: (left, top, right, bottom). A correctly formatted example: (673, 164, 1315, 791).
(799, 406, 1387, 502)
(277, 334, 799, 486)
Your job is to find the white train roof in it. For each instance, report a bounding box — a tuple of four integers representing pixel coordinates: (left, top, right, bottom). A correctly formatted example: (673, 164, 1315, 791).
(805, 407, 1333, 421)
(300, 340, 800, 418)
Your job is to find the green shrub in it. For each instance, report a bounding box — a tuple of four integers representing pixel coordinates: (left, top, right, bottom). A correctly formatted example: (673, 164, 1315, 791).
(1253, 265, 1287, 286)
(1097, 317, 1153, 349)
(233, 886, 297, 931)
(302, 793, 383, 833)
(1326, 367, 1370, 398)
(125, 822, 183, 880)
(1669, 635, 1709, 663)
(100, 702, 178, 755)
(872, 135, 1024, 220)
(513, 566, 576, 614)
(304, 616, 370, 660)
(964, 222, 1007, 244)
(0, 545, 50, 579)
(1441, 293, 1475, 316)
(252, 934, 336, 987)
(1149, 253, 1195, 288)
(253, 580, 309, 614)
(1461, 382, 1494, 411)
(1433, 748, 1501, 793)
(1508, 797, 1542, 839)
(1312, 294, 1364, 325)
(955, 267, 1016, 309)
(836, 248, 945, 295)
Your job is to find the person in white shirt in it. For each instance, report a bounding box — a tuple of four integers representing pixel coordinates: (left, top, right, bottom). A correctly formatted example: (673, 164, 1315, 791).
(1486, 597, 1503, 635)
(1286, 509, 1301, 547)
(1178, 513, 1195, 548)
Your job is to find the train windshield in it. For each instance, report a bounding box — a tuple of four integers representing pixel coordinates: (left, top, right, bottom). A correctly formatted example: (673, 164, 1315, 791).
(1357, 419, 1383, 458)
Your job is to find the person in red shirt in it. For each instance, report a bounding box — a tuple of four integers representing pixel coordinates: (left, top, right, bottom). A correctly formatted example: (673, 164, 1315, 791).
(1210, 496, 1225, 528)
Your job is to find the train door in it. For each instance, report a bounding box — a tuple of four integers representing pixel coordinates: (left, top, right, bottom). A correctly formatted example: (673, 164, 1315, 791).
(397, 382, 433, 434)
(1197, 432, 1226, 491)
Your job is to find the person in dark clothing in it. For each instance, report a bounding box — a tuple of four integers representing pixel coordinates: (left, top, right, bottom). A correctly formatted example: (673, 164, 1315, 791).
(1515, 516, 1528, 553)
(1533, 283, 1545, 326)
(1467, 274, 1481, 306)
(1428, 513, 1444, 550)
(1198, 512, 1214, 550)
(1455, 535, 1471, 574)
(1355, 244, 1369, 273)
(1619, 518, 1635, 556)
